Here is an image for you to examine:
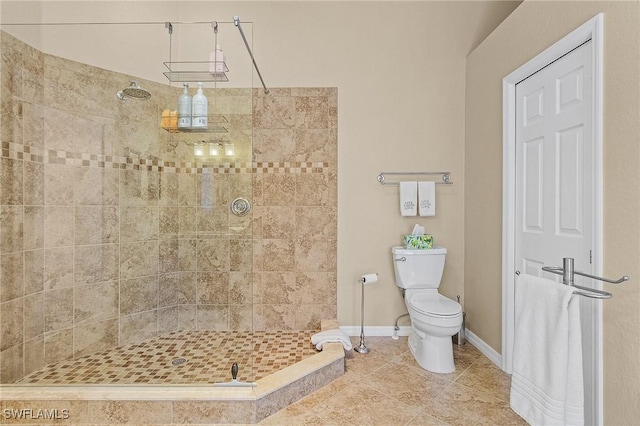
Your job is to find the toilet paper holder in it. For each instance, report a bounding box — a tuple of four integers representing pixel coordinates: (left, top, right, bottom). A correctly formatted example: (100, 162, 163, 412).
(354, 273, 378, 354)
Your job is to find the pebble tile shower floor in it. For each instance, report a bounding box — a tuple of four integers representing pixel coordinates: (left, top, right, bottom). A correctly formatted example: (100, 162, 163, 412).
(18, 330, 319, 384)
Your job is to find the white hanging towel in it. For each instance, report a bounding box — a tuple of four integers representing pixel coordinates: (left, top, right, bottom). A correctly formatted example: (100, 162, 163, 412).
(418, 181, 436, 216)
(399, 181, 418, 216)
(510, 274, 584, 426)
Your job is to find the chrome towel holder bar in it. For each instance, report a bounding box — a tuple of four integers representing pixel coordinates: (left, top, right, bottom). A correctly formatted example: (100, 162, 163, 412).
(540, 257, 629, 299)
(377, 171, 453, 185)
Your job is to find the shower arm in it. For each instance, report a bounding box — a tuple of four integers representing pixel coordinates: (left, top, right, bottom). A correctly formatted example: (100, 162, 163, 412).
(234, 16, 270, 94)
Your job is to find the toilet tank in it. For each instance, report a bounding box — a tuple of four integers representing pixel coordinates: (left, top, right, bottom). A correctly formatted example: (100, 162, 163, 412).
(391, 246, 447, 289)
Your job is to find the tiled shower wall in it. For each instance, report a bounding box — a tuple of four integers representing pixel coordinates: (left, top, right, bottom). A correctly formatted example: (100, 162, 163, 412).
(0, 31, 337, 383)
(252, 88, 338, 330)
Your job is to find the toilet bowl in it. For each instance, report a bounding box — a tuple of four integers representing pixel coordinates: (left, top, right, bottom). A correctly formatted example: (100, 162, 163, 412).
(391, 246, 462, 373)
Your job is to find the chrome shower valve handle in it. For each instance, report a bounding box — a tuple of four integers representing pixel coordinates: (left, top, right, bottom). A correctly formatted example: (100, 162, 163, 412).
(230, 197, 251, 216)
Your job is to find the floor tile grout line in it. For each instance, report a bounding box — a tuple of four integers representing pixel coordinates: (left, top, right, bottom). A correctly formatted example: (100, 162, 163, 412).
(404, 411, 420, 426)
(309, 369, 452, 426)
(446, 378, 513, 406)
(404, 408, 455, 426)
(316, 379, 423, 424)
(452, 357, 512, 403)
(351, 350, 459, 423)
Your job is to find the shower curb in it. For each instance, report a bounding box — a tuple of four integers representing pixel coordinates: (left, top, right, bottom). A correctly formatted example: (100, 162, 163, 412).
(0, 321, 346, 424)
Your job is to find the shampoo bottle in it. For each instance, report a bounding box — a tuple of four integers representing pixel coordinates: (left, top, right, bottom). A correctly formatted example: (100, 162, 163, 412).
(191, 82, 208, 128)
(209, 44, 225, 74)
(215, 45, 225, 73)
(177, 83, 192, 129)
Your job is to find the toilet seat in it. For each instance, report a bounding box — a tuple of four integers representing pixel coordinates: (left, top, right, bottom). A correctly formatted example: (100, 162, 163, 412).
(408, 293, 462, 318)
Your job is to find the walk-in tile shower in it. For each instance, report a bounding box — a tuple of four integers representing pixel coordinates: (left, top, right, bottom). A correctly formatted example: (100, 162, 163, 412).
(0, 19, 339, 423)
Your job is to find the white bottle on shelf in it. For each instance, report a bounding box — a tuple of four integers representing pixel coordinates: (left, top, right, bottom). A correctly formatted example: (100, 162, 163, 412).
(209, 44, 225, 74)
(177, 83, 192, 129)
(215, 45, 225, 73)
(191, 82, 208, 128)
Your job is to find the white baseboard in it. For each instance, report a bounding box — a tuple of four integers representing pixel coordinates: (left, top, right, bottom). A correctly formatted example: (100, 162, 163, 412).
(340, 325, 504, 370)
(339, 325, 411, 337)
(465, 329, 502, 368)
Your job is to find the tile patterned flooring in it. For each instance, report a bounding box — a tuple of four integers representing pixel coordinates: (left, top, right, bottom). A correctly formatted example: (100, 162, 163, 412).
(18, 330, 318, 384)
(259, 336, 526, 426)
(16, 331, 526, 425)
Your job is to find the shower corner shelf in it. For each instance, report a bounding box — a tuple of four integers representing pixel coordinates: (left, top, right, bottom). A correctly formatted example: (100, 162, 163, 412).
(163, 61, 229, 83)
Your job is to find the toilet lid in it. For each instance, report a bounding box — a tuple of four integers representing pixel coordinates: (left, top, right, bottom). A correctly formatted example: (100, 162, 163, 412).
(408, 293, 462, 317)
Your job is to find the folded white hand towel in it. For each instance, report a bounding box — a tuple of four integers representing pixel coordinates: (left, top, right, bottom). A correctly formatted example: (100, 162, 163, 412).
(399, 181, 417, 216)
(510, 274, 584, 426)
(418, 181, 436, 216)
(310, 329, 353, 351)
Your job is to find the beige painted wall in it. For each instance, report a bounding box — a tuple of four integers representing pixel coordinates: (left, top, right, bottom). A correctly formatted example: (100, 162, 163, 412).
(1, 1, 520, 328)
(465, 1, 640, 424)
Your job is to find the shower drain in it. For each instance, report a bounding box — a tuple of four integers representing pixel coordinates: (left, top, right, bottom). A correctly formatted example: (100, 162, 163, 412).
(171, 357, 187, 366)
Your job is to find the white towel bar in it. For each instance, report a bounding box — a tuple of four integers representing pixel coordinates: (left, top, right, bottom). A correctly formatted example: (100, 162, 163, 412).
(377, 171, 453, 185)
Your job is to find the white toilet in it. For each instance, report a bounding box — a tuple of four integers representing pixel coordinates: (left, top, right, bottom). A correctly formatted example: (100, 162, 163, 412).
(391, 246, 462, 373)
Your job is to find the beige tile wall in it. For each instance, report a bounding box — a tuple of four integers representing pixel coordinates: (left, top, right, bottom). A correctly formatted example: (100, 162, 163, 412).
(0, 31, 337, 383)
(252, 88, 338, 331)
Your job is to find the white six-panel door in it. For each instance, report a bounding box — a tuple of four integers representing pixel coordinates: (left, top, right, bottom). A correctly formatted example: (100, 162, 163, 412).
(515, 41, 593, 280)
(515, 40, 596, 424)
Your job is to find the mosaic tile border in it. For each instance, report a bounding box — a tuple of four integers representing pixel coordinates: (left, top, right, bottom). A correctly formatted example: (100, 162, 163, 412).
(1, 142, 329, 174)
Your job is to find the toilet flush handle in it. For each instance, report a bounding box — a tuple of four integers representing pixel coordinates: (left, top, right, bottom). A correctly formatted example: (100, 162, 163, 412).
(394, 257, 407, 262)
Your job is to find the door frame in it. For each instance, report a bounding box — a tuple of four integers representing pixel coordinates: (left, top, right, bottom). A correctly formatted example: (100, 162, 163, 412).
(501, 13, 604, 424)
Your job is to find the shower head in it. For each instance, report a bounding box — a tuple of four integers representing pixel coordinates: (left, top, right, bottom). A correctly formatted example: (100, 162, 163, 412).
(117, 81, 151, 100)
